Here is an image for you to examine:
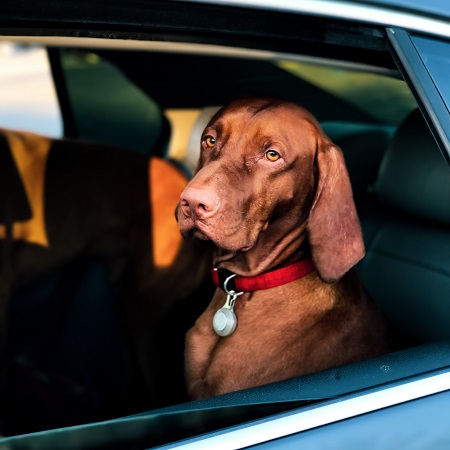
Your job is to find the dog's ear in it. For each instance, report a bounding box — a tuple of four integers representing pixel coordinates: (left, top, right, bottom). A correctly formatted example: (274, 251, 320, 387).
(307, 137, 365, 283)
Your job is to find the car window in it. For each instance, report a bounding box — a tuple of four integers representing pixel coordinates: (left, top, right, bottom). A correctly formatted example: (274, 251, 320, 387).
(1, 18, 450, 448)
(278, 60, 417, 125)
(411, 35, 450, 115)
(0, 42, 62, 137)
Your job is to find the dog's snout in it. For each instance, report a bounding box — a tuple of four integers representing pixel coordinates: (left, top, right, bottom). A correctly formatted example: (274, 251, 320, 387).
(180, 187, 220, 219)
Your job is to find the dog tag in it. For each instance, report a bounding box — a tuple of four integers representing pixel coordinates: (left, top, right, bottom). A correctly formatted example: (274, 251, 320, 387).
(212, 293, 238, 337)
(213, 273, 244, 337)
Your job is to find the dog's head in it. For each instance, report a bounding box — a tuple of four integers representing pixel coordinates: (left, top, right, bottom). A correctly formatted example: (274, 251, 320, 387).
(177, 97, 364, 282)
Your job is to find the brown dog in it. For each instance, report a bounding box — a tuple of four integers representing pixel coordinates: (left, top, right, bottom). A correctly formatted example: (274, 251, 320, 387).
(177, 97, 394, 399)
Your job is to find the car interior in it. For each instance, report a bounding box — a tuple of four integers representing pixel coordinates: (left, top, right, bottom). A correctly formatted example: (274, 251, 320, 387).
(0, 9, 449, 447)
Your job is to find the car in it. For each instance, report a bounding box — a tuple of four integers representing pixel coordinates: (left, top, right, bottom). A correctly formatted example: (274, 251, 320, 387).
(0, 0, 449, 448)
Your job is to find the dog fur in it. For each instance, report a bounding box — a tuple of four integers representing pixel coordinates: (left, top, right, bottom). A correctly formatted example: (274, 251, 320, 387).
(177, 97, 395, 399)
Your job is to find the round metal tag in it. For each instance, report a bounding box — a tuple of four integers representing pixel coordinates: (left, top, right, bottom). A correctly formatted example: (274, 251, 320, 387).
(212, 307, 237, 337)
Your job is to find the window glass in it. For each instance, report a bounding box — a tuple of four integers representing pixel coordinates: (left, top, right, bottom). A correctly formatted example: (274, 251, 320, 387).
(278, 60, 417, 125)
(411, 35, 450, 115)
(0, 42, 62, 137)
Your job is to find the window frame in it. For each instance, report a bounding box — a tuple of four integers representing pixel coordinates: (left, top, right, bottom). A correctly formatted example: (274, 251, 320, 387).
(387, 27, 450, 164)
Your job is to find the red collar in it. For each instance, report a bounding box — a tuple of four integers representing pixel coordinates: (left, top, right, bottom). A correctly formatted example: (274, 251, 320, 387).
(212, 259, 315, 293)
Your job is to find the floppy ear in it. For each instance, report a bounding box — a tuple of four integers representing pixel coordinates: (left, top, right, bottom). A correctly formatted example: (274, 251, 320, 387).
(307, 138, 365, 283)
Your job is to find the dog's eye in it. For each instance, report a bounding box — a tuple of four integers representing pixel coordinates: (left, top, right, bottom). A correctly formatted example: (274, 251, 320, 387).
(265, 150, 281, 161)
(205, 136, 216, 148)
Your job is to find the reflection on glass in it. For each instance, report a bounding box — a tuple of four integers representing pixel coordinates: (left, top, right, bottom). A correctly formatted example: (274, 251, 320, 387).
(411, 35, 450, 114)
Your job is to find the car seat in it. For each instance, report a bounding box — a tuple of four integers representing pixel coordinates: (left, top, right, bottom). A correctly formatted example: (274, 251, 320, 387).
(57, 51, 168, 156)
(354, 110, 450, 343)
(0, 95, 186, 433)
(321, 121, 395, 201)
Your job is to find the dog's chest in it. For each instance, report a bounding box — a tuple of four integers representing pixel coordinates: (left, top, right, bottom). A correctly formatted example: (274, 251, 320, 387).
(184, 285, 321, 398)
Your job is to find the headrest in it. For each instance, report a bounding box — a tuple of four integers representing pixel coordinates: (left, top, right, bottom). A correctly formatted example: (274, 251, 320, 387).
(375, 109, 450, 224)
(65, 61, 164, 156)
(165, 107, 221, 177)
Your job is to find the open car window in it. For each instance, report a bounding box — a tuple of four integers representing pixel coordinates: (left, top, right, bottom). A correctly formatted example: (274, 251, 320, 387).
(0, 1, 449, 448)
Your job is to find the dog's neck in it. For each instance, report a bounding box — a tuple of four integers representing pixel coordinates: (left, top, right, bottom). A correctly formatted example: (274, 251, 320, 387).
(213, 221, 310, 277)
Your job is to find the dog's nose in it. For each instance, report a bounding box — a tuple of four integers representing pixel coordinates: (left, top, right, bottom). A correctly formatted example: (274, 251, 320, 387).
(180, 187, 220, 219)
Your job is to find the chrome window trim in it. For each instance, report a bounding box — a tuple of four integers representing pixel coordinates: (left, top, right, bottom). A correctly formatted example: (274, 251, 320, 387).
(161, 370, 450, 449)
(171, 0, 450, 39)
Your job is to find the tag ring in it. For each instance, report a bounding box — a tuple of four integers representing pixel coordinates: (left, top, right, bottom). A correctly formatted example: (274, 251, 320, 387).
(223, 274, 244, 297)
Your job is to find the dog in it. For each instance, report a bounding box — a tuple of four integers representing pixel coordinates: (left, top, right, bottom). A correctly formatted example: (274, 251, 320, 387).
(177, 97, 395, 399)
(0, 128, 212, 423)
